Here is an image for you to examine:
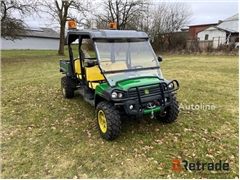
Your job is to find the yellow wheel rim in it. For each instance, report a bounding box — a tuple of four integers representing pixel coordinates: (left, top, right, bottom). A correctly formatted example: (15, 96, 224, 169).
(98, 110, 107, 133)
(61, 83, 66, 95)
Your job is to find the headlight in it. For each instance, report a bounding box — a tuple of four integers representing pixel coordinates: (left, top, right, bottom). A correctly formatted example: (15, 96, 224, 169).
(111, 91, 125, 99)
(168, 83, 174, 89)
(118, 92, 123, 98)
(111, 91, 117, 98)
(129, 105, 134, 109)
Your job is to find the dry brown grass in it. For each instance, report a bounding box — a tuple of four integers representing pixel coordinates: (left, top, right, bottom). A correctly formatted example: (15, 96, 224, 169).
(1, 50, 239, 178)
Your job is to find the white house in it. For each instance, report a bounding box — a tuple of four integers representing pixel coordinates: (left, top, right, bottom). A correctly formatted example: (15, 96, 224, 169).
(197, 14, 239, 49)
(1, 27, 60, 50)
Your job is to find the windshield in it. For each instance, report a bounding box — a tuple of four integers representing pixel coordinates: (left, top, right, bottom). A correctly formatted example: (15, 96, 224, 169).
(94, 39, 163, 86)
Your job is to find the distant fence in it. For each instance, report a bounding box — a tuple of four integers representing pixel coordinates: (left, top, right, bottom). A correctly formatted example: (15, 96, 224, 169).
(187, 36, 239, 52)
(187, 39, 216, 51)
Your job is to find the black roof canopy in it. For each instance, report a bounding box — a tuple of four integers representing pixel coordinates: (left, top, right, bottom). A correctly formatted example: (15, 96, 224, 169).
(66, 29, 149, 45)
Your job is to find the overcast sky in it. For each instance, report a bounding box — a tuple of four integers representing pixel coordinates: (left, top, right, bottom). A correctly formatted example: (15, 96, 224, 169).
(188, 1, 239, 25)
(25, 1, 239, 28)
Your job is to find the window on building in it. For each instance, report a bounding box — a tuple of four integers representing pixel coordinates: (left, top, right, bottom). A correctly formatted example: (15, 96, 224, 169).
(205, 34, 209, 40)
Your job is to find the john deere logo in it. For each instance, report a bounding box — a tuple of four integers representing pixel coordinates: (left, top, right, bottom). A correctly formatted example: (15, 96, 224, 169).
(144, 89, 149, 95)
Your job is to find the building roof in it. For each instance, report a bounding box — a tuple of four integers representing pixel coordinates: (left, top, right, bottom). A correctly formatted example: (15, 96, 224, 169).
(216, 13, 239, 33)
(224, 13, 239, 21)
(197, 14, 239, 34)
(188, 23, 218, 28)
(22, 27, 60, 39)
(197, 25, 237, 34)
(216, 27, 237, 33)
(196, 26, 217, 34)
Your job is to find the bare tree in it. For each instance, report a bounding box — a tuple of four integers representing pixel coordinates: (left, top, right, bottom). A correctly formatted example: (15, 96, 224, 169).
(150, 3, 192, 34)
(94, 0, 150, 30)
(1, 0, 38, 40)
(39, 0, 89, 55)
(149, 2, 192, 50)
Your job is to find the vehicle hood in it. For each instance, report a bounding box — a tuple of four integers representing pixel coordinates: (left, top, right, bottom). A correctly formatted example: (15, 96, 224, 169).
(114, 75, 161, 91)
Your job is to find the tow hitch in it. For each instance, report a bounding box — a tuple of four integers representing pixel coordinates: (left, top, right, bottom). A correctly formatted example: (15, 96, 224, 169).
(147, 102, 156, 119)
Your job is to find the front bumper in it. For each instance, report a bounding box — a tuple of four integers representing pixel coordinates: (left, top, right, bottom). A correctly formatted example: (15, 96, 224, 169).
(115, 94, 172, 116)
(114, 80, 179, 116)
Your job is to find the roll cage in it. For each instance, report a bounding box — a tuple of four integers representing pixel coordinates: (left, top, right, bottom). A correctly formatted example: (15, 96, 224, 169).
(66, 29, 162, 87)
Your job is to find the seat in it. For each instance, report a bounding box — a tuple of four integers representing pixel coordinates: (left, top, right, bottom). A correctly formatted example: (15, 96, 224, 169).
(85, 66, 104, 81)
(101, 62, 127, 71)
(74, 59, 81, 74)
(101, 62, 127, 77)
(85, 65, 105, 89)
(88, 82, 101, 89)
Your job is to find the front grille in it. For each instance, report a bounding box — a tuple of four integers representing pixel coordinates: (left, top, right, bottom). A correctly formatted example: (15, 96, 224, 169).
(128, 85, 161, 98)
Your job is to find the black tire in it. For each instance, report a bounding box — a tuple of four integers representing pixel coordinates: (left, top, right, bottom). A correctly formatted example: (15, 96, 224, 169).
(96, 101, 121, 140)
(61, 76, 74, 98)
(156, 96, 179, 123)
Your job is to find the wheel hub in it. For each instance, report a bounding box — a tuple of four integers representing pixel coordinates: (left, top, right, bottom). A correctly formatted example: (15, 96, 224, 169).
(98, 110, 107, 133)
(61, 83, 66, 95)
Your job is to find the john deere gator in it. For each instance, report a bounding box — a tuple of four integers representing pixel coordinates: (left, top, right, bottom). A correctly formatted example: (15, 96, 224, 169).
(60, 21, 180, 140)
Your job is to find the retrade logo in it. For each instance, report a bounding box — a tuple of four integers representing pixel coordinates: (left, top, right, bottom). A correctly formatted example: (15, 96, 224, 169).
(172, 160, 182, 171)
(172, 160, 229, 172)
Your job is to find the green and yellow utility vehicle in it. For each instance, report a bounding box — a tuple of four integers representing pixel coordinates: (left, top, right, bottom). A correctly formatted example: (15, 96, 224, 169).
(60, 21, 180, 140)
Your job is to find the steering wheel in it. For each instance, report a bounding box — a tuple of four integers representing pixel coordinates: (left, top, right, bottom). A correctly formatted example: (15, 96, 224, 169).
(131, 65, 143, 69)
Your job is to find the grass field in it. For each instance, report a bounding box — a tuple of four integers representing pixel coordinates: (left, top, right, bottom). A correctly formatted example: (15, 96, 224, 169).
(1, 50, 239, 178)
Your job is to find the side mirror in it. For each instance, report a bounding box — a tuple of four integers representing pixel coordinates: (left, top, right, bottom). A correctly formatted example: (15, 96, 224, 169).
(84, 60, 95, 67)
(158, 56, 163, 62)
